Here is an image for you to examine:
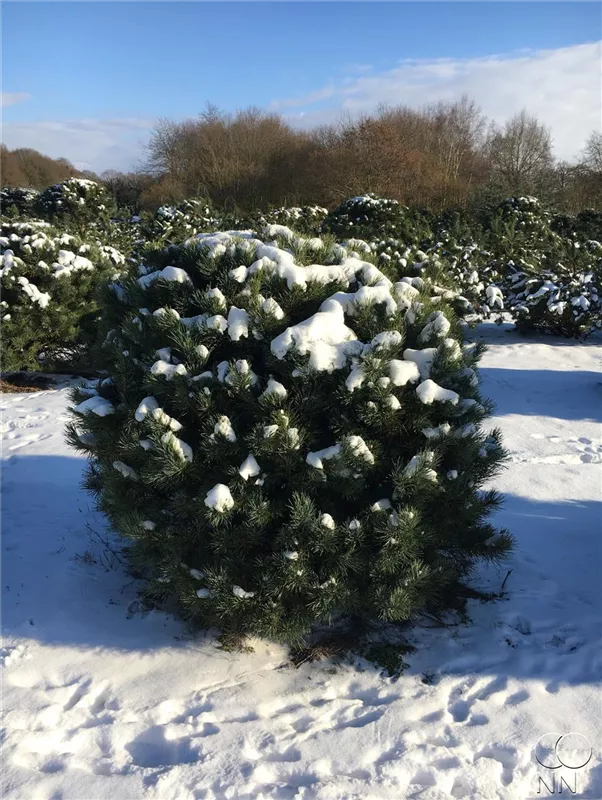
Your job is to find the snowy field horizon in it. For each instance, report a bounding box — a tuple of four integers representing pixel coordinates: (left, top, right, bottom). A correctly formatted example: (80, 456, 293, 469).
(2, 321, 601, 800)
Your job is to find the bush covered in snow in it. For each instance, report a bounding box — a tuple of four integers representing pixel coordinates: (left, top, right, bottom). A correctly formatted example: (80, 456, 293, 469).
(140, 199, 219, 244)
(1, 187, 41, 217)
(463, 202, 602, 335)
(322, 194, 431, 243)
(144, 204, 329, 242)
(484, 196, 560, 262)
(261, 205, 328, 237)
(36, 178, 116, 225)
(0, 219, 126, 370)
(68, 227, 512, 644)
(501, 241, 602, 337)
(384, 199, 602, 334)
(357, 232, 502, 323)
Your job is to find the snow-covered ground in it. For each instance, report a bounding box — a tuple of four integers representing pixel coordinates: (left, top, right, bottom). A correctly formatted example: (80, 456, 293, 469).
(2, 326, 601, 800)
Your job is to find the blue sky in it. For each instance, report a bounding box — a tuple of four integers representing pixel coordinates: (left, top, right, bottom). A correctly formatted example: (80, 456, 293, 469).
(2, 2, 601, 171)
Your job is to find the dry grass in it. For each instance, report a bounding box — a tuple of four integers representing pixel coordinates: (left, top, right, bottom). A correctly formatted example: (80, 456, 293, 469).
(0, 374, 55, 393)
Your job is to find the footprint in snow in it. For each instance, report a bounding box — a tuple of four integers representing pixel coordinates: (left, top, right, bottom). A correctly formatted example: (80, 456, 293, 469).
(504, 689, 530, 706)
(125, 724, 203, 768)
(510, 434, 602, 465)
(446, 675, 529, 726)
(475, 744, 518, 786)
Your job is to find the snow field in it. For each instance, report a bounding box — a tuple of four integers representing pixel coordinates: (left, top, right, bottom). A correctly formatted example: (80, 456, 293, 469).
(1, 326, 601, 800)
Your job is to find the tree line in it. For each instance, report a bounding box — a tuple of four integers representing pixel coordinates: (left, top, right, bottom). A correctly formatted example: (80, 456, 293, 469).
(1, 144, 98, 190)
(104, 99, 602, 214)
(4, 98, 602, 214)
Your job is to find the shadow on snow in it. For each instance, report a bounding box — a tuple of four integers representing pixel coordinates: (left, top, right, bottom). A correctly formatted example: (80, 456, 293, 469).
(2, 454, 600, 687)
(479, 367, 602, 421)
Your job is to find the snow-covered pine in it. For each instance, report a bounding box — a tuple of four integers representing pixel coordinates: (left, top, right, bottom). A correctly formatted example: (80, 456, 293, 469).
(503, 253, 602, 338)
(0, 186, 41, 216)
(36, 178, 116, 223)
(140, 199, 220, 245)
(322, 194, 432, 243)
(0, 218, 127, 371)
(67, 227, 511, 644)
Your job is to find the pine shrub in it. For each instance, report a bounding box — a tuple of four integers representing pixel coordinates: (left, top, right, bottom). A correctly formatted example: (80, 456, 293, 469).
(36, 178, 116, 227)
(434, 208, 482, 248)
(484, 196, 560, 262)
(0, 219, 126, 371)
(262, 206, 328, 237)
(1, 187, 41, 217)
(503, 240, 602, 337)
(574, 210, 602, 243)
(322, 195, 432, 244)
(552, 209, 602, 243)
(141, 199, 219, 245)
(370, 238, 494, 321)
(68, 226, 512, 645)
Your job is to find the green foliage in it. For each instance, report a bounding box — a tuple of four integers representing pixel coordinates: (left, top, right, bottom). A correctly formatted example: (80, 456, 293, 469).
(406, 196, 602, 335)
(69, 228, 512, 645)
(139, 203, 327, 247)
(483, 196, 559, 260)
(0, 218, 126, 371)
(552, 209, 602, 242)
(323, 195, 431, 243)
(1, 187, 41, 217)
(139, 199, 219, 245)
(36, 178, 116, 229)
(501, 239, 602, 338)
(262, 206, 328, 237)
(465, 199, 602, 335)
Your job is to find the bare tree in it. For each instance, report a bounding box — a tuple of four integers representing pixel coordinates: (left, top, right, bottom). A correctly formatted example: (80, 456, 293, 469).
(573, 131, 602, 208)
(139, 102, 597, 212)
(581, 131, 602, 173)
(145, 107, 312, 208)
(423, 96, 486, 184)
(1, 146, 84, 188)
(487, 110, 553, 195)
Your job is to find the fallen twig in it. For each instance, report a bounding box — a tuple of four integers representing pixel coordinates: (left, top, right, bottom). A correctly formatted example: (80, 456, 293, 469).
(85, 522, 123, 565)
(501, 569, 513, 592)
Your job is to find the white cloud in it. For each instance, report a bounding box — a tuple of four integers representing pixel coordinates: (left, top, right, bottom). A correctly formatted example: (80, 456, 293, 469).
(1, 92, 31, 108)
(1, 117, 154, 173)
(271, 85, 336, 110)
(278, 42, 602, 160)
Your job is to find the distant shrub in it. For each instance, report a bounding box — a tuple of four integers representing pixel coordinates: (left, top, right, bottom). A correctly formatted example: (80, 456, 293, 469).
(369, 235, 499, 322)
(262, 206, 328, 236)
(322, 195, 405, 239)
(323, 195, 431, 244)
(552, 209, 602, 243)
(484, 196, 560, 261)
(141, 199, 219, 244)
